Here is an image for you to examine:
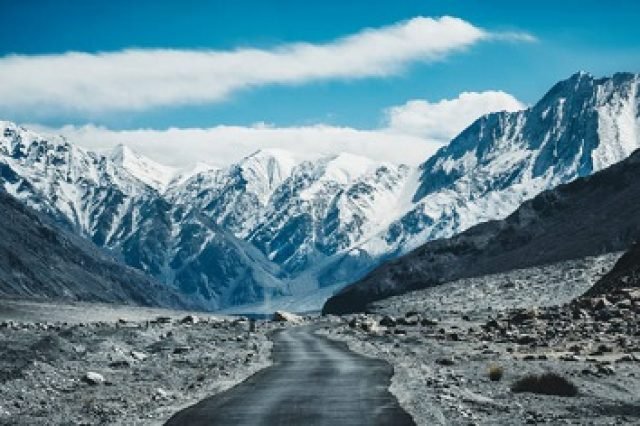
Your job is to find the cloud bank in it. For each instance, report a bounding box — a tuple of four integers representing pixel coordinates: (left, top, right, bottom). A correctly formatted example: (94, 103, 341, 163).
(0, 16, 533, 115)
(36, 123, 443, 168)
(30, 90, 525, 168)
(385, 91, 525, 140)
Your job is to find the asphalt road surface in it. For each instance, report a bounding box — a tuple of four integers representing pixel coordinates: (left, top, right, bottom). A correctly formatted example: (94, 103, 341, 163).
(165, 327, 415, 426)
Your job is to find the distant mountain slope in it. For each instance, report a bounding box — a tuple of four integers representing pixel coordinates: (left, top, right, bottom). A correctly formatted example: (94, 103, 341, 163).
(323, 148, 640, 314)
(586, 243, 640, 296)
(2, 71, 639, 312)
(0, 190, 191, 308)
(361, 72, 640, 258)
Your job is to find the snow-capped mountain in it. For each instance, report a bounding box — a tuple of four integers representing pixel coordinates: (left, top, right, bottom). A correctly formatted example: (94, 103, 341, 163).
(110, 144, 177, 191)
(168, 150, 411, 278)
(361, 72, 640, 257)
(0, 122, 287, 310)
(1, 72, 639, 312)
(324, 143, 640, 314)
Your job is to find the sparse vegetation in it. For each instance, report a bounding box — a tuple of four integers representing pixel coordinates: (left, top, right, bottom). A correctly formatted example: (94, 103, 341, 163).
(511, 372, 578, 396)
(488, 365, 504, 381)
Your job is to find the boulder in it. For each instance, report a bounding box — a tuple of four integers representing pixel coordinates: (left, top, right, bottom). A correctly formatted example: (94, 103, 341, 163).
(421, 318, 439, 327)
(180, 315, 199, 325)
(83, 372, 105, 385)
(173, 346, 191, 354)
(436, 357, 455, 366)
(273, 311, 303, 323)
(379, 315, 397, 327)
(131, 350, 148, 361)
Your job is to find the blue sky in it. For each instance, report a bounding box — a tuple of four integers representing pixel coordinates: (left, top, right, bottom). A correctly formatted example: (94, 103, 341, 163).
(1, 0, 639, 166)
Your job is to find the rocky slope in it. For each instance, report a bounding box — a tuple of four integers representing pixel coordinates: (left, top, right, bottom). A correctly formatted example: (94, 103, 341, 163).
(0, 189, 189, 308)
(587, 243, 640, 296)
(323, 147, 640, 314)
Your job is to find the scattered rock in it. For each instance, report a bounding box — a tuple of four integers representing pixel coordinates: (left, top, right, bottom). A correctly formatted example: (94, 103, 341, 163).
(109, 360, 130, 369)
(173, 346, 191, 354)
(273, 311, 303, 323)
(154, 388, 172, 400)
(131, 350, 148, 361)
(398, 315, 420, 326)
(421, 318, 439, 327)
(180, 315, 199, 325)
(560, 354, 580, 362)
(436, 357, 455, 366)
(82, 372, 105, 385)
(379, 315, 397, 327)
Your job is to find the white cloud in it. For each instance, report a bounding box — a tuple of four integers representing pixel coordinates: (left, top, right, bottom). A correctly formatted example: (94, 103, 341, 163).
(31, 123, 444, 168)
(385, 91, 525, 140)
(27, 89, 526, 168)
(0, 16, 533, 115)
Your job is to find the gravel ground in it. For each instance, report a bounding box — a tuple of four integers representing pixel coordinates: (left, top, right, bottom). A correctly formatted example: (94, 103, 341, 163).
(320, 254, 640, 425)
(0, 301, 275, 425)
(2, 253, 638, 425)
(371, 253, 621, 320)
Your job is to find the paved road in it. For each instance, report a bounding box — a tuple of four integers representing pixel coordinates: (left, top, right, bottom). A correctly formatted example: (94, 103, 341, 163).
(165, 327, 415, 426)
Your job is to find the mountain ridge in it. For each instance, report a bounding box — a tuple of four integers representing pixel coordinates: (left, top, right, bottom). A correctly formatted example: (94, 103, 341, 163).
(1, 71, 639, 311)
(323, 147, 640, 314)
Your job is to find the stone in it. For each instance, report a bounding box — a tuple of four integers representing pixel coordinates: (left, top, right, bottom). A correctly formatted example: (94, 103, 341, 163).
(379, 315, 397, 327)
(83, 372, 105, 385)
(361, 319, 379, 333)
(560, 354, 580, 362)
(516, 335, 537, 345)
(154, 388, 172, 400)
(421, 318, 439, 327)
(398, 315, 420, 326)
(594, 298, 613, 310)
(273, 311, 303, 323)
(131, 351, 148, 361)
(180, 315, 199, 325)
(436, 357, 455, 366)
(173, 346, 191, 354)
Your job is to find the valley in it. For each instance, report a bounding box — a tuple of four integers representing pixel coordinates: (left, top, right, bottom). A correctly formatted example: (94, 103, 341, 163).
(2, 4, 640, 424)
(2, 72, 639, 312)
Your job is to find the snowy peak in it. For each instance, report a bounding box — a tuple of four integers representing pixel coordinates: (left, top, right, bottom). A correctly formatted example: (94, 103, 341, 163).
(320, 152, 382, 184)
(109, 144, 177, 191)
(370, 72, 640, 257)
(236, 149, 300, 204)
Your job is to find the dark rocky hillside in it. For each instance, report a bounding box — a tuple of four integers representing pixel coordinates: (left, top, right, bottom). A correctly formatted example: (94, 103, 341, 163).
(324, 149, 640, 315)
(586, 243, 640, 296)
(0, 190, 193, 308)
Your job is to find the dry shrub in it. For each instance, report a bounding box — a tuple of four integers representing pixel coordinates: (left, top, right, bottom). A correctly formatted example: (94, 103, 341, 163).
(511, 372, 578, 396)
(488, 365, 504, 381)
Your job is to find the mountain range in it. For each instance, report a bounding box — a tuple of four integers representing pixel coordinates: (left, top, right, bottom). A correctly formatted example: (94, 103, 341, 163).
(323, 146, 640, 314)
(1, 71, 638, 311)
